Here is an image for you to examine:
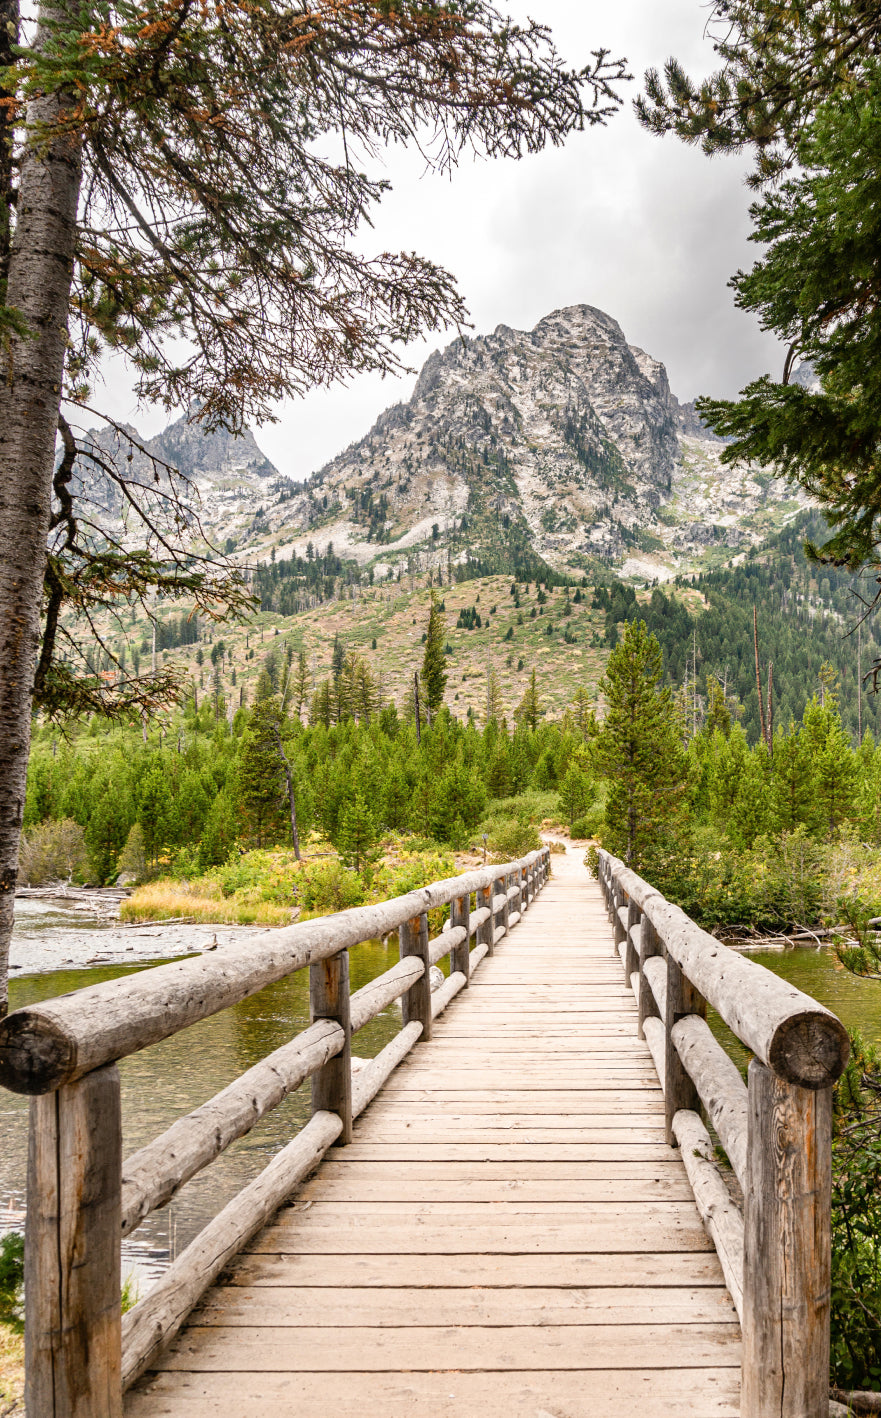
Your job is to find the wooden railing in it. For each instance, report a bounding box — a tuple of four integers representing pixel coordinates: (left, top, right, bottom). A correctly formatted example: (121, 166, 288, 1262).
(0, 846, 551, 1417)
(597, 849, 849, 1418)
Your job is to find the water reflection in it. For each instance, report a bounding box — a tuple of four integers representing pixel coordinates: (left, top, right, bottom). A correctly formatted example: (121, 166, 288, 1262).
(1, 940, 403, 1290)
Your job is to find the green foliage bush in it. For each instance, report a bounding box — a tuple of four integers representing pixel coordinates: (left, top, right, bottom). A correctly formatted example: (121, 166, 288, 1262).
(0, 1232, 24, 1334)
(570, 811, 604, 839)
(830, 1033, 881, 1390)
(297, 859, 364, 916)
(488, 812, 541, 860)
(17, 817, 87, 885)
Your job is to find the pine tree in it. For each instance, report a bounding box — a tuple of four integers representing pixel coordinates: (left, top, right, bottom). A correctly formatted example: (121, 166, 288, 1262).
(593, 619, 688, 869)
(642, 16, 881, 571)
(336, 791, 380, 876)
(571, 685, 596, 742)
(558, 752, 595, 829)
(422, 592, 448, 720)
(485, 666, 502, 724)
(237, 698, 292, 848)
(515, 669, 541, 732)
(770, 724, 814, 834)
(292, 650, 311, 720)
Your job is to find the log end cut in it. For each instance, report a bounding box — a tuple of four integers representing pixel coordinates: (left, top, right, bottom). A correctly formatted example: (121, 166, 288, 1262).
(0, 1009, 74, 1095)
(768, 1009, 850, 1089)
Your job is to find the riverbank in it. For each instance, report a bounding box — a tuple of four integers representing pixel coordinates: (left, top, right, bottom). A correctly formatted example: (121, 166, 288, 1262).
(10, 892, 263, 976)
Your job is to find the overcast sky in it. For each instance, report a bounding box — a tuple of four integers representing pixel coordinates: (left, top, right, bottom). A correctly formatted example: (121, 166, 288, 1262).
(99, 0, 783, 481)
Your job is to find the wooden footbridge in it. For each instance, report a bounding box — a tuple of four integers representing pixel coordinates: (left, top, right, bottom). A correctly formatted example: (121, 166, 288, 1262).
(0, 844, 850, 1417)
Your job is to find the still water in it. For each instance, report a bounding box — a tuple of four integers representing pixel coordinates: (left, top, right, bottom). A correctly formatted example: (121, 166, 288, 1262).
(0, 940, 405, 1290)
(1, 939, 878, 1293)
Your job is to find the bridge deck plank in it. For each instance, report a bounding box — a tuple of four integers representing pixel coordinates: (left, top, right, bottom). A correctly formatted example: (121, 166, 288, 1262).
(125, 848, 741, 1418)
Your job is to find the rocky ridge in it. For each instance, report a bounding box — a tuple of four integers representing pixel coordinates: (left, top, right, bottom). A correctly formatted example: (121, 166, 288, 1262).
(84, 305, 809, 579)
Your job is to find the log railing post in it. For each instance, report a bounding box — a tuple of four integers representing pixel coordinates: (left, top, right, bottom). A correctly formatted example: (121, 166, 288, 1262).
(450, 893, 470, 987)
(612, 885, 626, 954)
(500, 871, 511, 935)
(26, 1064, 123, 1418)
(638, 914, 662, 1041)
(400, 912, 432, 1041)
(664, 951, 704, 1147)
(741, 1061, 832, 1418)
(477, 884, 495, 956)
(624, 900, 640, 984)
(520, 864, 529, 912)
(309, 948, 352, 1143)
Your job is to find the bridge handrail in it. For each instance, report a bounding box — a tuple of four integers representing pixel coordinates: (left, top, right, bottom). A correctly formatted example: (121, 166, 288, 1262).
(597, 847, 847, 1418)
(0, 851, 544, 1096)
(4, 846, 551, 1415)
(601, 854, 848, 1088)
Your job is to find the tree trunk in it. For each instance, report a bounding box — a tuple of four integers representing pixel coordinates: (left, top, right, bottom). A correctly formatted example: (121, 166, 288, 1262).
(270, 725, 301, 861)
(0, 3, 82, 1016)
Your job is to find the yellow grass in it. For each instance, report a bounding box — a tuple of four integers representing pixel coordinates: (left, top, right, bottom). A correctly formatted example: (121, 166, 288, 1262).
(119, 882, 292, 927)
(0, 1322, 24, 1413)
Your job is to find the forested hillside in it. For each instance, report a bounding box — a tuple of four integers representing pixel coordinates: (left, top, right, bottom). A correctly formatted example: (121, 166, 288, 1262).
(603, 511, 881, 743)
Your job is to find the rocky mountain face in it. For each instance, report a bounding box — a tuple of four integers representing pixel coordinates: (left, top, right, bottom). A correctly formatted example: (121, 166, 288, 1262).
(75, 409, 284, 546)
(82, 306, 809, 579)
(257, 304, 808, 578)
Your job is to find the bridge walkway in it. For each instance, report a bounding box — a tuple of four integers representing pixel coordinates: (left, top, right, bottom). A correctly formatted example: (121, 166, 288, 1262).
(126, 844, 741, 1417)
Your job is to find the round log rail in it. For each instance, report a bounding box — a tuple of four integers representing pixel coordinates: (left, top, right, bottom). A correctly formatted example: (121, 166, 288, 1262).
(120, 1019, 345, 1236)
(600, 852, 849, 1089)
(0, 850, 545, 1096)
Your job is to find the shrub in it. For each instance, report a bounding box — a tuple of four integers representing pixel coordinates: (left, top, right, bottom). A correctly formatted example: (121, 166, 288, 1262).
(830, 1033, 881, 1389)
(298, 859, 364, 916)
(117, 822, 147, 883)
(17, 818, 88, 885)
(570, 804, 605, 840)
(488, 813, 541, 860)
(0, 1232, 24, 1334)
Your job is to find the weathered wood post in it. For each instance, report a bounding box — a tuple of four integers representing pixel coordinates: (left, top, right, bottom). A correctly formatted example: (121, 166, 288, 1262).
(612, 884, 626, 955)
(500, 871, 511, 936)
(624, 900, 641, 985)
(477, 884, 495, 956)
(400, 912, 432, 1041)
(520, 863, 529, 912)
(450, 893, 470, 987)
(664, 952, 704, 1147)
(26, 1064, 123, 1418)
(741, 1062, 833, 1418)
(638, 914, 662, 1041)
(309, 949, 352, 1143)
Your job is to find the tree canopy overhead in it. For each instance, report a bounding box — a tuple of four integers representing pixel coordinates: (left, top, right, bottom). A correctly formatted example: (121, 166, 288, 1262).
(638, 0, 881, 589)
(0, 0, 628, 1014)
(4, 0, 628, 428)
(637, 0, 881, 187)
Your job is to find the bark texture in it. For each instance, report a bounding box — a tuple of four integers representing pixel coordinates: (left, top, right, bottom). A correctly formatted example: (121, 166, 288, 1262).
(0, 7, 82, 1015)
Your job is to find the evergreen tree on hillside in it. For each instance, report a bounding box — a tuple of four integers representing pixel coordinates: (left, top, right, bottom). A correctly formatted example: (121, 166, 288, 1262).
(570, 685, 596, 742)
(516, 669, 541, 732)
(594, 620, 688, 868)
(337, 792, 380, 875)
(422, 593, 448, 721)
(292, 652, 311, 721)
(238, 698, 295, 848)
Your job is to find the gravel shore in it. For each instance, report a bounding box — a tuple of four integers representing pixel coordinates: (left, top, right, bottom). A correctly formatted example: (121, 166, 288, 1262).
(10, 893, 264, 976)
